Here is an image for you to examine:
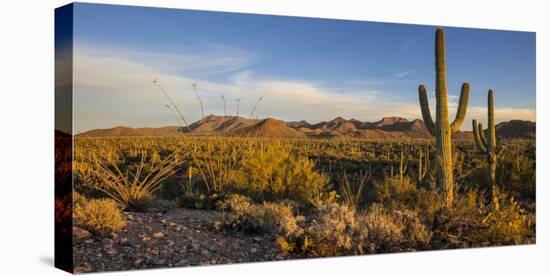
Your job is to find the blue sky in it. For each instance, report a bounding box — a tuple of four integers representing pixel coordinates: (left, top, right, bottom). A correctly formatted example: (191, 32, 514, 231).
(71, 3, 536, 132)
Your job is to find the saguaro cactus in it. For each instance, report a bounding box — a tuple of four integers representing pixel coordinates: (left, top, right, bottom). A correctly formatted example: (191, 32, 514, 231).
(418, 28, 470, 208)
(399, 147, 408, 184)
(417, 146, 428, 184)
(472, 89, 499, 208)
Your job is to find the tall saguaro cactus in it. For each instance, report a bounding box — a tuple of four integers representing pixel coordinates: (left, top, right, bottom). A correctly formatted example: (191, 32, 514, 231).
(418, 28, 470, 208)
(472, 89, 499, 208)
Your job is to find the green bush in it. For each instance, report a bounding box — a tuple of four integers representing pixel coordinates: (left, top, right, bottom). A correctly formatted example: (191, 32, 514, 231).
(234, 141, 330, 204)
(73, 193, 126, 236)
(374, 175, 442, 221)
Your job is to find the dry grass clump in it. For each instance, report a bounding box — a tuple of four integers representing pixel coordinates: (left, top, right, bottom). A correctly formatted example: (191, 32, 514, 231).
(336, 169, 370, 209)
(93, 150, 181, 211)
(73, 192, 126, 236)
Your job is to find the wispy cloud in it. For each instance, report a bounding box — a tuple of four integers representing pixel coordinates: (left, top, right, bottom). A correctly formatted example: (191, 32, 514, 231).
(395, 70, 415, 78)
(75, 40, 257, 78)
(73, 43, 535, 132)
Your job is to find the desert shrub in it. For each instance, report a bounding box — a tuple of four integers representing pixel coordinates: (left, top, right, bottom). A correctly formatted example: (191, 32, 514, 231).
(453, 189, 481, 217)
(374, 175, 442, 221)
(74, 159, 104, 196)
(191, 139, 244, 194)
(308, 190, 340, 209)
(364, 203, 431, 252)
(430, 190, 534, 248)
(235, 141, 330, 204)
(295, 204, 368, 257)
(496, 144, 536, 199)
(364, 204, 404, 251)
(214, 194, 305, 235)
(217, 194, 253, 212)
(477, 196, 535, 245)
(73, 193, 126, 236)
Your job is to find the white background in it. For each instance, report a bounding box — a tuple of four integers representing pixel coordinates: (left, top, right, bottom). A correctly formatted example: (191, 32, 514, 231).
(0, 0, 547, 275)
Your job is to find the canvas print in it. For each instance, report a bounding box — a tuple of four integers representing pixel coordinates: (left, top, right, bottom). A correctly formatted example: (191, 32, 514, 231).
(55, 2, 536, 273)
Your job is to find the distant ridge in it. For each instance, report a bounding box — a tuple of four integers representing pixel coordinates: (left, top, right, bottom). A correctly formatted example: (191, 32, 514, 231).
(234, 118, 305, 138)
(77, 115, 535, 140)
(495, 120, 535, 139)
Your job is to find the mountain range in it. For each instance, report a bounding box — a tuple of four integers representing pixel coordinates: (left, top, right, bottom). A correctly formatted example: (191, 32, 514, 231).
(78, 115, 535, 140)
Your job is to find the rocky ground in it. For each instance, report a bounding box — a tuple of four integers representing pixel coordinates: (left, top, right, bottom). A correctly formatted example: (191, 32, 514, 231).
(73, 208, 290, 273)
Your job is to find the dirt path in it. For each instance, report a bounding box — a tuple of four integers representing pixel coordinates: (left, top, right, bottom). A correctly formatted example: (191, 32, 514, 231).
(73, 208, 289, 273)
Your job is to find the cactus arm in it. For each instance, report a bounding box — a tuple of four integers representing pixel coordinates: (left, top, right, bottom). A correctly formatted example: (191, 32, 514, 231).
(418, 84, 436, 136)
(487, 89, 496, 152)
(472, 119, 488, 153)
(450, 82, 470, 132)
(477, 122, 487, 148)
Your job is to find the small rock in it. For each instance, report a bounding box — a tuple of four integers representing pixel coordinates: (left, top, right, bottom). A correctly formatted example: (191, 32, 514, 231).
(154, 259, 166, 265)
(106, 248, 117, 255)
(102, 238, 114, 245)
(153, 232, 165, 238)
(142, 236, 151, 242)
(251, 248, 258, 254)
(119, 237, 131, 246)
(201, 249, 209, 255)
(73, 226, 92, 243)
(84, 239, 94, 244)
(174, 260, 187, 266)
(133, 258, 144, 266)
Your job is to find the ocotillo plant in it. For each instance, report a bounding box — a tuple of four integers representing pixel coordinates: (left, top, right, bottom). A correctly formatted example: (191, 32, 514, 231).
(221, 92, 226, 116)
(418, 28, 470, 208)
(235, 98, 242, 117)
(164, 105, 182, 126)
(472, 89, 499, 208)
(152, 78, 192, 132)
(191, 83, 205, 122)
(249, 96, 264, 119)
